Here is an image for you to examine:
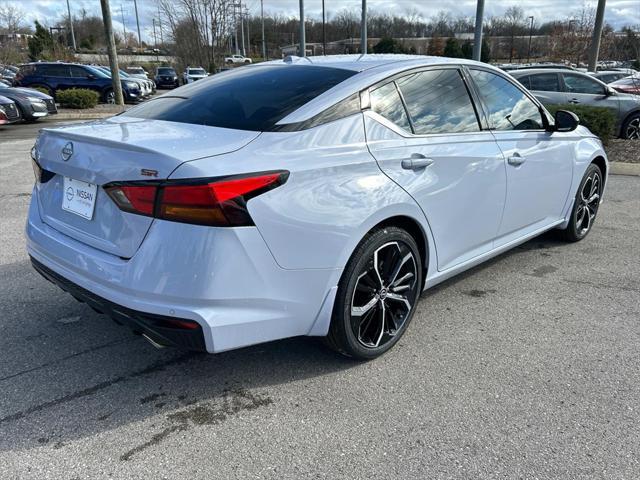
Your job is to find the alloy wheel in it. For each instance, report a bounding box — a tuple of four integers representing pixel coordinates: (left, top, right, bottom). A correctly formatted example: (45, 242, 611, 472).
(106, 91, 116, 105)
(626, 117, 640, 139)
(350, 241, 419, 348)
(575, 169, 601, 237)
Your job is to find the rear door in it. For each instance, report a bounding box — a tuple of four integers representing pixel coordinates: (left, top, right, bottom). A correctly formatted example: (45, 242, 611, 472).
(517, 72, 566, 105)
(365, 67, 507, 271)
(467, 68, 573, 244)
(43, 64, 73, 92)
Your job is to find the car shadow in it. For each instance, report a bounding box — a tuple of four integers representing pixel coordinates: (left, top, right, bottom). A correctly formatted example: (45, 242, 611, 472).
(0, 259, 359, 457)
(0, 231, 565, 457)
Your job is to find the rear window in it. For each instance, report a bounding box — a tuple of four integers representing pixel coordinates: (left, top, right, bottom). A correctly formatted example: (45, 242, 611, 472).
(123, 65, 356, 131)
(528, 73, 560, 92)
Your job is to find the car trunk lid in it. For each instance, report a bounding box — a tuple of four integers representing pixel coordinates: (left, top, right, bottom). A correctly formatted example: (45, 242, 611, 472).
(34, 116, 260, 258)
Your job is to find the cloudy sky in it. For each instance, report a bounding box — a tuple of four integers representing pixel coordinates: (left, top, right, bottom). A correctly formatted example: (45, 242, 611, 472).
(6, 0, 640, 43)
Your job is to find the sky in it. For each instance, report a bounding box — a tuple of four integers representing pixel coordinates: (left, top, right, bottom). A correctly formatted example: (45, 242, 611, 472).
(5, 0, 640, 43)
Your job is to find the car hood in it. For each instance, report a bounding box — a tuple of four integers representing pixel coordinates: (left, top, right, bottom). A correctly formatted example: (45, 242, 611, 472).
(1, 87, 52, 100)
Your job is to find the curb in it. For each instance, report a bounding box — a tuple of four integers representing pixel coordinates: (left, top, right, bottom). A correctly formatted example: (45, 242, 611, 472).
(609, 162, 640, 177)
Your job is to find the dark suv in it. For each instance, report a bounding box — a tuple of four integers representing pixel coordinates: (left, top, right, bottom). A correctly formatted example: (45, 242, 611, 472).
(154, 66, 179, 89)
(14, 63, 142, 104)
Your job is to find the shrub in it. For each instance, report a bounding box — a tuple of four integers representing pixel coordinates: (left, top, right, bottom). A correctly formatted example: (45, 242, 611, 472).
(31, 86, 51, 96)
(545, 104, 617, 145)
(56, 88, 99, 109)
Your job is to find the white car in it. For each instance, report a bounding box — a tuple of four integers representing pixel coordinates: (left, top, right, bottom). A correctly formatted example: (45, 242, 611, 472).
(27, 55, 607, 359)
(182, 67, 208, 84)
(225, 54, 252, 65)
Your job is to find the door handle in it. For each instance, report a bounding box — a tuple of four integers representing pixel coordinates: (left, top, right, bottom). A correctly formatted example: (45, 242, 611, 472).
(401, 154, 434, 170)
(507, 155, 526, 166)
(569, 98, 580, 104)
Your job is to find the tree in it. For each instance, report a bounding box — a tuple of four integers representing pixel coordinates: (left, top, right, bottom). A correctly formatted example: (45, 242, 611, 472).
(427, 35, 444, 56)
(373, 37, 409, 54)
(28, 21, 54, 60)
(443, 37, 463, 58)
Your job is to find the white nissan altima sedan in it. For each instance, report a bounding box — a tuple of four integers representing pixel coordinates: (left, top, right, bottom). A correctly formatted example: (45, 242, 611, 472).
(27, 54, 608, 359)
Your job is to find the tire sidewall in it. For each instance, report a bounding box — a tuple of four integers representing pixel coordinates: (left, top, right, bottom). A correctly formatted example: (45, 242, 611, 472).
(334, 227, 422, 360)
(623, 113, 640, 139)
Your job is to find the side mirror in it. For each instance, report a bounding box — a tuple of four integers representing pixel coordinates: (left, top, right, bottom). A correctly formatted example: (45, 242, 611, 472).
(605, 86, 615, 96)
(553, 110, 580, 132)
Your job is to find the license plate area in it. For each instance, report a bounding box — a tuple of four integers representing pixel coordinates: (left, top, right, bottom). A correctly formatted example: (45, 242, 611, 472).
(61, 177, 97, 220)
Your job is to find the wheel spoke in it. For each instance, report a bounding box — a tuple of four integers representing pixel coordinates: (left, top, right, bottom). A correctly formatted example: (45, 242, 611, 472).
(351, 294, 378, 317)
(385, 292, 412, 312)
(373, 302, 386, 347)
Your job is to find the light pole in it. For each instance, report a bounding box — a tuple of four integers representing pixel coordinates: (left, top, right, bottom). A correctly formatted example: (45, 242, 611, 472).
(99, 0, 124, 106)
(132, 0, 142, 50)
(322, 0, 326, 55)
(472, 0, 485, 61)
(588, 0, 607, 72)
(298, 0, 305, 56)
(360, 0, 367, 54)
(527, 16, 534, 63)
(66, 0, 77, 51)
(261, 0, 266, 59)
(120, 4, 126, 47)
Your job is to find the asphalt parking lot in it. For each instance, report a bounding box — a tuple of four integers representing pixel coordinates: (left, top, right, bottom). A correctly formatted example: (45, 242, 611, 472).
(1, 120, 639, 479)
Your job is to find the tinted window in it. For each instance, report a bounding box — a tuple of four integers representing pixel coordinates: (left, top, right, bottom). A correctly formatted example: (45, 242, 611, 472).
(469, 69, 543, 131)
(158, 68, 175, 74)
(39, 64, 69, 77)
(369, 82, 411, 132)
(528, 73, 560, 92)
(123, 65, 356, 131)
(563, 74, 605, 95)
(396, 69, 480, 134)
(69, 66, 90, 78)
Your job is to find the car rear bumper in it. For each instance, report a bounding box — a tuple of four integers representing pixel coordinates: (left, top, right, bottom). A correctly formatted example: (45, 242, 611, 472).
(26, 190, 340, 353)
(31, 257, 207, 351)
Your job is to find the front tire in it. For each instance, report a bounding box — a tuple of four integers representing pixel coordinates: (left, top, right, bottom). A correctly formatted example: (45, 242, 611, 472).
(103, 88, 115, 104)
(622, 112, 640, 139)
(326, 227, 422, 360)
(559, 163, 603, 242)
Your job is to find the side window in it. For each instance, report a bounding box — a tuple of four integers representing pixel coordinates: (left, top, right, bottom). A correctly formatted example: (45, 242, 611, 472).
(517, 75, 531, 89)
(396, 69, 480, 134)
(469, 69, 543, 131)
(40, 65, 69, 77)
(529, 73, 560, 92)
(563, 74, 606, 95)
(369, 82, 412, 132)
(69, 66, 89, 78)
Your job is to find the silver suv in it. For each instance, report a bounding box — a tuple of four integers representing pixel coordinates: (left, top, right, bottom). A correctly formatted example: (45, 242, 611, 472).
(511, 68, 640, 139)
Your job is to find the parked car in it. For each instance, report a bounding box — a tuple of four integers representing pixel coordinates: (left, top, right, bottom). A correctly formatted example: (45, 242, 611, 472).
(123, 66, 156, 93)
(124, 66, 148, 79)
(94, 66, 152, 98)
(511, 68, 640, 139)
(609, 76, 640, 96)
(590, 71, 630, 84)
(0, 78, 11, 87)
(225, 54, 252, 65)
(182, 67, 208, 84)
(0, 83, 57, 121)
(0, 95, 21, 124)
(0, 65, 16, 83)
(154, 66, 179, 89)
(14, 62, 143, 104)
(27, 55, 608, 359)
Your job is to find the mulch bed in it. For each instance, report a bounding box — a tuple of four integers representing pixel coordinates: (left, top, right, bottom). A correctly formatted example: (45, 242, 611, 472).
(605, 139, 639, 163)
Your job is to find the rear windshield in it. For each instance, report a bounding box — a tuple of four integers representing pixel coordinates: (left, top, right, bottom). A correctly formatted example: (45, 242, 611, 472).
(122, 65, 356, 131)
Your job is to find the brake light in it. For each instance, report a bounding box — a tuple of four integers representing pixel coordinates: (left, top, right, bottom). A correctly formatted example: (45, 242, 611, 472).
(104, 171, 288, 227)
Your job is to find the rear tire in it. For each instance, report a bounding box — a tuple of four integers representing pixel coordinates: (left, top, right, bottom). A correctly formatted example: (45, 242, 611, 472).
(103, 88, 115, 104)
(325, 226, 422, 360)
(559, 163, 603, 242)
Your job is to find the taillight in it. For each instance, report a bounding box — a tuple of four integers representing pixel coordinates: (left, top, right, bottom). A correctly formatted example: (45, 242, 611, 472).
(104, 171, 288, 227)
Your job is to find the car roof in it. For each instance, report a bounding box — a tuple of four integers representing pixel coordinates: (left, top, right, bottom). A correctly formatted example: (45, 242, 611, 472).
(270, 54, 503, 124)
(266, 54, 489, 73)
(510, 68, 579, 76)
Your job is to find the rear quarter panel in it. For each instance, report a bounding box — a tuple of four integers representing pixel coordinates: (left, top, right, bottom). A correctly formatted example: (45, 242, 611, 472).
(170, 114, 432, 271)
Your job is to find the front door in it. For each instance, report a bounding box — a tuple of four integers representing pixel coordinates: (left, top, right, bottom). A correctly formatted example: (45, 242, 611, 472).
(467, 68, 574, 244)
